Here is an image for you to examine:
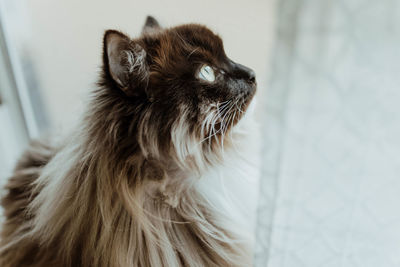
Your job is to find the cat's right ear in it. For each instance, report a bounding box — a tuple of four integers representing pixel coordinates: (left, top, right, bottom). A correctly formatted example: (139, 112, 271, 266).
(103, 30, 149, 96)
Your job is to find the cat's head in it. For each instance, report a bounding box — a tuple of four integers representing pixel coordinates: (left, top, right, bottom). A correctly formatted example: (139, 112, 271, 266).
(100, 16, 256, 171)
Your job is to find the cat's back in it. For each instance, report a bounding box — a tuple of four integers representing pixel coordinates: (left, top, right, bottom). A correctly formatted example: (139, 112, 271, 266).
(1, 140, 54, 217)
(0, 140, 55, 266)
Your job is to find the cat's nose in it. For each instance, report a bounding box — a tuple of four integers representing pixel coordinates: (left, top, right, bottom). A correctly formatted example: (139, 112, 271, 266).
(230, 61, 256, 84)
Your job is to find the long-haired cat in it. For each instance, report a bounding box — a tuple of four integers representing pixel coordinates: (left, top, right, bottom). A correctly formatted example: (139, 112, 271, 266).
(0, 16, 257, 267)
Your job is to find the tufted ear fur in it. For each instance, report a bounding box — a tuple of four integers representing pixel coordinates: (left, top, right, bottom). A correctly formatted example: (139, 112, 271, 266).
(103, 30, 149, 96)
(142, 15, 161, 35)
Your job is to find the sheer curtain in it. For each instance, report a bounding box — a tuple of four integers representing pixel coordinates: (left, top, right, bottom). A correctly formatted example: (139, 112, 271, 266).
(256, 0, 400, 266)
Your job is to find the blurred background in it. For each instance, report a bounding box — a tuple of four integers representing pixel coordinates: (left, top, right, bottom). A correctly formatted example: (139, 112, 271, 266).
(1, 0, 400, 266)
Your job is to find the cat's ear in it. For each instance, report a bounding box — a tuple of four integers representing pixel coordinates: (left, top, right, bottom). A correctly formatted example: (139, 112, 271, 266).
(103, 30, 149, 96)
(142, 16, 161, 35)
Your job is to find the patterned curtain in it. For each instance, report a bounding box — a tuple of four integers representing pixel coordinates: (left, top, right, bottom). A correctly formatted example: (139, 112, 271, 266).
(255, 0, 400, 266)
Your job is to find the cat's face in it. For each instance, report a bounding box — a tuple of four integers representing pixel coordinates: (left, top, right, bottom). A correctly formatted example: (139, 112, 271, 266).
(102, 16, 256, 169)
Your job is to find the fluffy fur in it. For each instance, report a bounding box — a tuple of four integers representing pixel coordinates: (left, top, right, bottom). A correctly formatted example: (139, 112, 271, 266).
(0, 16, 257, 267)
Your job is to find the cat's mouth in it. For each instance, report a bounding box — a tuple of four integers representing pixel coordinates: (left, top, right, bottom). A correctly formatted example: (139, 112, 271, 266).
(242, 80, 257, 104)
(209, 83, 256, 136)
(231, 75, 257, 115)
(231, 83, 256, 122)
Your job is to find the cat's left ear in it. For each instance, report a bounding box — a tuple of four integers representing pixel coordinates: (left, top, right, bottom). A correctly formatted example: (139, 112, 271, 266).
(142, 16, 161, 35)
(103, 30, 149, 96)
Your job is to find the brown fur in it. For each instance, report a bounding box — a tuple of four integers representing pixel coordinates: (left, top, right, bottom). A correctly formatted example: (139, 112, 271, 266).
(0, 16, 256, 267)
(0, 141, 55, 266)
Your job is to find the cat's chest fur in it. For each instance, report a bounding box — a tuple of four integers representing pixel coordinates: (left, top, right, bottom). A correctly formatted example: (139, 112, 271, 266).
(195, 100, 260, 245)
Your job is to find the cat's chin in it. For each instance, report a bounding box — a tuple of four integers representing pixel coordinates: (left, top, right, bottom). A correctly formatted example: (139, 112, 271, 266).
(227, 91, 257, 130)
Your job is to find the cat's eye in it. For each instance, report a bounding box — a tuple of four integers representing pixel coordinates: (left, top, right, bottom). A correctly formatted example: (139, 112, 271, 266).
(198, 65, 215, 82)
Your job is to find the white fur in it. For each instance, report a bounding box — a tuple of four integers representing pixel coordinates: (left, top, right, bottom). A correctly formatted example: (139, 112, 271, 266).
(195, 97, 261, 246)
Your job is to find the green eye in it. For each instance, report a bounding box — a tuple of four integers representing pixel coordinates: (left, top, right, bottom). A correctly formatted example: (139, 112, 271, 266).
(198, 65, 215, 82)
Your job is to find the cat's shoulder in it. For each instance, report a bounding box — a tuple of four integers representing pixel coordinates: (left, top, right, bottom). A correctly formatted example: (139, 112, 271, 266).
(14, 139, 55, 172)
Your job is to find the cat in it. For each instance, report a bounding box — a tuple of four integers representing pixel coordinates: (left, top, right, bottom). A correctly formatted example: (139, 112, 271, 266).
(0, 16, 257, 267)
